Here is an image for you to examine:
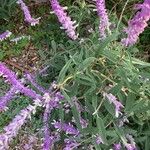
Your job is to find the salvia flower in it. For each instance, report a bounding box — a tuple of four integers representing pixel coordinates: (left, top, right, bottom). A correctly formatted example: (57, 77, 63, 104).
(53, 120, 80, 135)
(114, 143, 122, 150)
(17, 0, 40, 26)
(125, 134, 136, 150)
(121, 0, 150, 46)
(42, 101, 60, 150)
(79, 118, 88, 128)
(125, 144, 136, 150)
(96, 0, 110, 39)
(95, 135, 104, 144)
(72, 117, 88, 129)
(0, 31, 12, 41)
(0, 99, 41, 149)
(0, 63, 42, 100)
(103, 93, 124, 117)
(50, 0, 78, 40)
(43, 92, 64, 109)
(43, 102, 52, 150)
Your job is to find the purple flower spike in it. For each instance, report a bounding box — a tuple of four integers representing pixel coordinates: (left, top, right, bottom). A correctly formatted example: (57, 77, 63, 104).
(43, 92, 64, 109)
(53, 121, 79, 135)
(0, 100, 41, 149)
(0, 63, 42, 100)
(17, 0, 40, 26)
(114, 143, 121, 150)
(43, 102, 53, 150)
(0, 31, 12, 41)
(0, 86, 17, 111)
(25, 73, 46, 93)
(50, 0, 78, 40)
(96, 0, 110, 39)
(103, 93, 124, 118)
(121, 0, 150, 46)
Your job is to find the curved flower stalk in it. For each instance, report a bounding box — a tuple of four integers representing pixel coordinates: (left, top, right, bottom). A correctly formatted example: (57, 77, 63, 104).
(25, 73, 46, 94)
(17, 0, 40, 26)
(96, 0, 110, 39)
(0, 86, 17, 111)
(52, 120, 80, 135)
(103, 93, 124, 118)
(0, 31, 12, 41)
(50, 0, 78, 40)
(43, 92, 63, 150)
(0, 63, 42, 100)
(0, 99, 42, 149)
(43, 102, 53, 150)
(121, 0, 150, 46)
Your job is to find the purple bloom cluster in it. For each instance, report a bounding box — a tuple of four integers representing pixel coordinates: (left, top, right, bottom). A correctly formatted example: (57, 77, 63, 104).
(125, 134, 137, 150)
(17, 0, 40, 26)
(125, 144, 136, 150)
(43, 92, 64, 109)
(0, 31, 12, 41)
(96, 0, 110, 39)
(121, 0, 150, 46)
(0, 62, 65, 149)
(0, 63, 42, 107)
(103, 93, 124, 118)
(0, 99, 41, 149)
(114, 143, 121, 150)
(53, 120, 80, 135)
(50, 0, 78, 40)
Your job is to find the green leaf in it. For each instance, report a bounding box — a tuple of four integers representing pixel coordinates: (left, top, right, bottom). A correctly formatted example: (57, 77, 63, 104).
(114, 124, 127, 144)
(58, 58, 73, 83)
(125, 93, 136, 112)
(51, 40, 57, 52)
(96, 116, 108, 144)
(145, 136, 150, 150)
(97, 31, 119, 55)
(78, 57, 96, 71)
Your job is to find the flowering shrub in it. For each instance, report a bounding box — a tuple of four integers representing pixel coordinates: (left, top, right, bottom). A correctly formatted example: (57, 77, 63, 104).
(0, 0, 150, 150)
